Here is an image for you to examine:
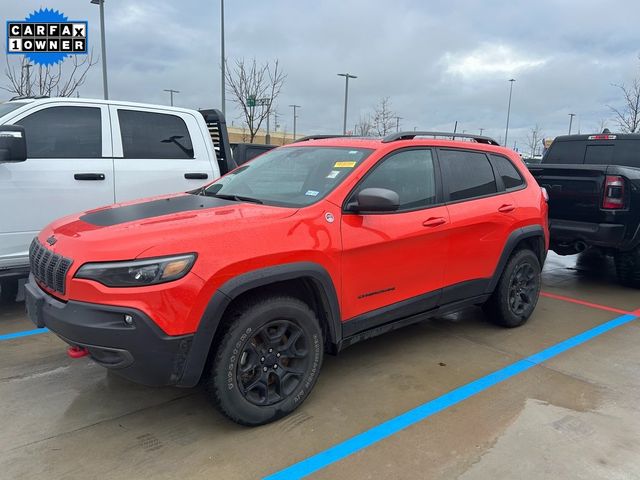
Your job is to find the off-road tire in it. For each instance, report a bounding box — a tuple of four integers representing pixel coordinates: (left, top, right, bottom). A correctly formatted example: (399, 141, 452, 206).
(483, 249, 541, 328)
(0, 279, 19, 305)
(205, 295, 323, 426)
(614, 246, 640, 288)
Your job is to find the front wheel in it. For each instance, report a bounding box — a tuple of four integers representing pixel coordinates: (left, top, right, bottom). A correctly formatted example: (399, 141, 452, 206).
(483, 249, 541, 327)
(205, 295, 323, 426)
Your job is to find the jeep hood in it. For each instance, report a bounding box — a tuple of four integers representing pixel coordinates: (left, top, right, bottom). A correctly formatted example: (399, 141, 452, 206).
(39, 193, 298, 262)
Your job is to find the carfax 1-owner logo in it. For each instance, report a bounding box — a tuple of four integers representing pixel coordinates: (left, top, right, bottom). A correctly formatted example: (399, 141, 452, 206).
(6, 8, 88, 66)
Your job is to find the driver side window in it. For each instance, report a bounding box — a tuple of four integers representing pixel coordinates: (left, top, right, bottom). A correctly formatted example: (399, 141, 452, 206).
(351, 149, 436, 211)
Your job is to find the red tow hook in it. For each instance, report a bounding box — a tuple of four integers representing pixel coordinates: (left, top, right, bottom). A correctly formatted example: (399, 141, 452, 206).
(67, 346, 90, 359)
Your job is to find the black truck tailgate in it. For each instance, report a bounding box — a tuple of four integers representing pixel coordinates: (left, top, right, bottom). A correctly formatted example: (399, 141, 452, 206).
(528, 165, 607, 222)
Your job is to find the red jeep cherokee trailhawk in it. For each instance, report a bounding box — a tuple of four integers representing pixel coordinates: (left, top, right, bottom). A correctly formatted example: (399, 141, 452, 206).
(26, 132, 549, 426)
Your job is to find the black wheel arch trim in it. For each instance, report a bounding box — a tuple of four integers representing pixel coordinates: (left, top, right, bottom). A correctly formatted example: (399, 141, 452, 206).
(177, 261, 341, 387)
(486, 224, 546, 294)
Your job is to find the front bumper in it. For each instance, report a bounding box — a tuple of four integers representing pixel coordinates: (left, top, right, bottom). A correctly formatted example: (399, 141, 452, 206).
(25, 276, 194, 387)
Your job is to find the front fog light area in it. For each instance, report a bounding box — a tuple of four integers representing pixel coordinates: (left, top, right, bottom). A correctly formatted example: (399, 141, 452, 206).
(75, 254, 196, 287)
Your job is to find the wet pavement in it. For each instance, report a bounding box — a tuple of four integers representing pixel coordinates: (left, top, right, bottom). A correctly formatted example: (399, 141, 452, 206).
(1, 252, 639, 479)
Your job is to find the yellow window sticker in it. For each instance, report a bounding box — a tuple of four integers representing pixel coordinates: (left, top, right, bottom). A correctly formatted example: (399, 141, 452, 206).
(334, 161, 357, 168)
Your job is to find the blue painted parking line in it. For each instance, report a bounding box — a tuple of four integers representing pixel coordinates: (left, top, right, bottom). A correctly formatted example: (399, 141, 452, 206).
(264, 312, 638, 480)
(0, 328, 48, 342)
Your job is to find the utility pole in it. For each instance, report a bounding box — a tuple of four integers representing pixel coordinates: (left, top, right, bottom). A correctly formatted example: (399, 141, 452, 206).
(479, 128, 484, 135)
(90, 0, 109, 99)
(504, 78, 516, 146)
(164, 89, 179, 106)
(568, 113, 576, 134)
(337, 73, 357, 135)
(22, 63, 33, 96)
(289, 104, 300, 141)
(394, 116, 402, 132)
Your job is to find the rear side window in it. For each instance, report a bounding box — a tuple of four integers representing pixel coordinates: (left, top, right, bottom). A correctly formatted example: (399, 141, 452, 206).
(352, 149, 437, 210)
(118, 110, 194, 159)
(490, 154, 525, 190)
(18, 106, 101, 158)
(439, 149, 497, 201)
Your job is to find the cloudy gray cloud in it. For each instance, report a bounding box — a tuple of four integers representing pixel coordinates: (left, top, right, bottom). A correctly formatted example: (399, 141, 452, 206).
(2, 0, 639, 154)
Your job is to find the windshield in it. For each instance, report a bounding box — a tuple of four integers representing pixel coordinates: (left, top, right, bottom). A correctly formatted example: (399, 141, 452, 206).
(200, 146, 372, 207)
(0, 102, 26, 119)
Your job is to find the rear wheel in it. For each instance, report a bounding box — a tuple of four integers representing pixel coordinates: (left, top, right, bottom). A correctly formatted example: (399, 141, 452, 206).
(0, 279, 19, 305)
(614, 246, 640, 288)
(483, 249, 541, 328)
(205, 295, 323, 426)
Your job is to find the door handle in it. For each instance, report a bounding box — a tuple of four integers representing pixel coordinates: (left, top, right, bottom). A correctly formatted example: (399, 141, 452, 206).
(184, 172, 209, 180)
(498, 204, 516, 213)
(74, 173, 105, 181)
(422, 217, 447, 227)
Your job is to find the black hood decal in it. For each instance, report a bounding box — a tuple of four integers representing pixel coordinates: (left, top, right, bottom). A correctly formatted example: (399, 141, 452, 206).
(80, 194, 235, 227)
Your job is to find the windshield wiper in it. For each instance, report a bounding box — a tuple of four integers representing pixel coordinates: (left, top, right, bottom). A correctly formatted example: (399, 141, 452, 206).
(204, 192, 263, 204)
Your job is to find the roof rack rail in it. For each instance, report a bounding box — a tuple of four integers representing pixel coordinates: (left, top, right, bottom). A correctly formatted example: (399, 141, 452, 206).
(382, 131, 500, 146)
(293, 134, 355, 143)
(9, 94, 50, 101)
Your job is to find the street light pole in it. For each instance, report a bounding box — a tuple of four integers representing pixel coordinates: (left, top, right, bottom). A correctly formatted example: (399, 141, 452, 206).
(337, 73, 357, 135)
(289, 104, 300, 141)
(568, 113, 576, 134)
(479, 128, 484, 135)
(91, 0, 109, 100)
(164, 89, 179, 106)
(220, 0, 225, 115)
(504, 78, 515, 146)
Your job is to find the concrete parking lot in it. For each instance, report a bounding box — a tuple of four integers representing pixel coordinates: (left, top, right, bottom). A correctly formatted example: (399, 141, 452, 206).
(1, 251, 639, 480)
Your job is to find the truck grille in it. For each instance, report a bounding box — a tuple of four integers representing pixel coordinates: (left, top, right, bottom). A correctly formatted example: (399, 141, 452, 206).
(29, 239, 73, 295)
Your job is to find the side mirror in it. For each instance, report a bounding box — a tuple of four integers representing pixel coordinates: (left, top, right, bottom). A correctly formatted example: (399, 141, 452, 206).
(0, 125, 27, 163)
(351, 187, 400, 212)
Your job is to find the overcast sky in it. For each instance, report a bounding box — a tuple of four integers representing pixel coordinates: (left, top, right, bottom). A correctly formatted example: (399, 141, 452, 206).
(2, 0, 640, 154)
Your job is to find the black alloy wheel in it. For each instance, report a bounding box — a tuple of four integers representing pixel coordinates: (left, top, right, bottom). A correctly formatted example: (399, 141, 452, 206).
(237, 319, 311, 406)
(507, 262, 538, 317)
(206, 295, 323, 426)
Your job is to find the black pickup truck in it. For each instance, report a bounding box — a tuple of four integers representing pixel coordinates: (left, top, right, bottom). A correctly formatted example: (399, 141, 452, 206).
(529, 132, 640, 287)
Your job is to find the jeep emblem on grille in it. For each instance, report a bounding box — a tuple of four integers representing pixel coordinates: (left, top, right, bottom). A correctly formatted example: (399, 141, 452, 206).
(46, 235, 57, 246)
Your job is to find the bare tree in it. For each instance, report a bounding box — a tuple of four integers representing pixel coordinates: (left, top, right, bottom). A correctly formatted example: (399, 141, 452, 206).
(2, 53, 98, 98)
(372, 97, 396, 136)
(354, 114, 374, 136)
(225, 58, 286, 143)
(608, 60, 640, 133)
(526, 124, 544, 157)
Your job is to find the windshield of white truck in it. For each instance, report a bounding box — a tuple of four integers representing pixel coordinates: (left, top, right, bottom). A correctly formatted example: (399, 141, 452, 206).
(0, 102, 25, 119)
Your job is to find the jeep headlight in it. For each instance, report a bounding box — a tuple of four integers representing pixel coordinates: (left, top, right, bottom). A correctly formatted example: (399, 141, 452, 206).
(75, 254, 196, 287)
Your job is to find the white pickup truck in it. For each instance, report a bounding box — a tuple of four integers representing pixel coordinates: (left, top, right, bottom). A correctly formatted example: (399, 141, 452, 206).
(0, 97, 236, 302)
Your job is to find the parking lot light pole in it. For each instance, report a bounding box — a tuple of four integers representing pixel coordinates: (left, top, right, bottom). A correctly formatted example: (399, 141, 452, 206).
(289, 104, 300, 141)
(164, 89, 179, 106)
(90, 0, 109, 100)
(337, 73, 357, 135)
(504, 78, 515, 146)
(568, 113, 576, 134)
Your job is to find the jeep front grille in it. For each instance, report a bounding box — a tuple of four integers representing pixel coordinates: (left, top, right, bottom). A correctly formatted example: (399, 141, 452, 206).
(29, 239, 73, 295)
